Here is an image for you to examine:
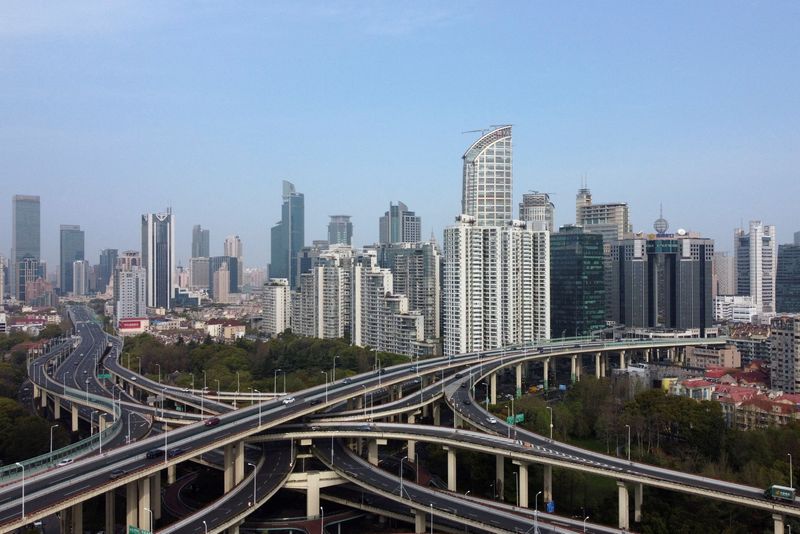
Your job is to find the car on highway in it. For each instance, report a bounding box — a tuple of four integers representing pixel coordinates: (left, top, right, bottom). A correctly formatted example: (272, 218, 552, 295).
(463, 399, 472, 405)
(146, 449, 163, 459)
(204, 417, 220, 427)
(310, 399, 321, 406)
(342, 378, 352, 384)
(487, 417, 497, 424)
(109, 468, 126, 480)
(168, 448, 185, 458)
(57, 458, 74, 467)
(282, 397, 296, 405)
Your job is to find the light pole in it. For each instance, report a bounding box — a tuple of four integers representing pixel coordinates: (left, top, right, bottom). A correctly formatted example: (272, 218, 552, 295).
(236, 371, 240, 394)
(546, 406, 553, 441)
(203, 520, 207, 534)
(162, 387, 168, 419)
(535, 490, 542, 514)
(164, 419, 168, 463)
(583, 516, 590, 532)
(320, 505, 324, 532)
(273, 368, 282, 394)
(333, 354, 340, 382)
(15, 462, 24, 520)
(50, 424, 59, 459)
(625, 424, 631, 462)
(91, 410, 98, 436)
(321, 371, 328, 402)
(247, 461, 257, 505)
(202, 370, 207, 389)
(127, 412, 132, 443)
(790, 453, 794, 488)
(255, 389, 262, 426)
(513, 471, 519, 507)
(98, 414, 105, 453)
(155, 363, 161, 384)
(215, 379, 220, 394)
(430, 503, 433, 534)
(400, 455, 408, 497)
(144, 506, 153, 532)
(361, 385, 368, 418)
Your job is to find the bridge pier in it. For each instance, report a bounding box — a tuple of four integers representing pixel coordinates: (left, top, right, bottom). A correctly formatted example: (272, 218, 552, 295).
(773, 514, 785, 534)
(517, 461, 529, 507)
(444, 446, 457, 491)
(619, 350, 627, 370)
(71, 502, 83, 534)
(570, 355, 577, 383)
(432, 402, 441, 426)
(306, 471, 320, 519)
(543, 358, 550, 390)
(41, 390, 48, 408)
(151, 472, 162, 519)
(495, 455, 505, 501)
(71, 405, 79, 432)
(617, 481, 630, 530)
(59, 508, 69, 533)
(644, 348, 651, 363)
(138, 476, 152, 532)
(128, 381, 135, 396)
(414, 509, 426, 533)
(368, 440, 379, 466)
(99, 414, 108, 432)
(543, 465, 552, 502)
(168, 464, 176, 484)
(105, 489, 115, 534)
(490, 373, 497, 405)
(634, 482, 642, 522)
(515, 364, 522, 397)
(32, 383, 39, 400)
(595, 353, 601, 378)
(407, 414, 416, 462)
(54, 397, 61, 419)
(234, 440, 245, 484)
(126, 481, 138, 528)
(601, 354, 607, 377)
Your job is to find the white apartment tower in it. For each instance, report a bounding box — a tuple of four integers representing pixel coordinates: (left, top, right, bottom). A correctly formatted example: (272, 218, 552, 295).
(735, 221, 777, 314)
(293, 247, 353, 339)
(72, 260, 88, 296)
(443, 216, 549, 356)
(462, 126, 513, 227)
(769, 316, 800, 392)
(117, 267, 147, 320)
(263, 278, 292, 335)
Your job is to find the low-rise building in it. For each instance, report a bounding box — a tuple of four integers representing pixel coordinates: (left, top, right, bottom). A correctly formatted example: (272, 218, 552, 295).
(685, 344, 741, 369)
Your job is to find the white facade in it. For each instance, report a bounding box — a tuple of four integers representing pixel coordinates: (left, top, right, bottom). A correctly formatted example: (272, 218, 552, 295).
(735, 221, 777, 313)
(293, 247, 352, 339)
(72, 260, 88, 296)
(263, 278, 292, 335)
(443, 216, 549, 356)
(575, 188, 631, 242)
(213, 262, 230, 304)
(223, 235, 244, 289)
(714, 295, 757, 323)
(141, 210, 176, 309)
(117, 267, 147, 320)
(462, 126, 513, 227)
(519, 191, 555, 232)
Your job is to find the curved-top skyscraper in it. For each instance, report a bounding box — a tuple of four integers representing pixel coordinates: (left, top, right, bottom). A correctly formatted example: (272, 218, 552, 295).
(461, 125, 512, 226)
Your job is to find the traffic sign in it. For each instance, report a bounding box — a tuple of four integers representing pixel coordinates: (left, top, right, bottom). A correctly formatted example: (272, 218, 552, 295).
(505, 413, 525, 424)
(546, 501, 555, 513)
(97, 373, 111, 379)
(129, 527, 151, 534)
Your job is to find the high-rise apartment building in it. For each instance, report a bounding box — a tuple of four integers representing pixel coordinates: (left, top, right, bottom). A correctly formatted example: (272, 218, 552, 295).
(375, 241, 441, 341)
(293, 247, 352, 339)
(72, 260, 89, 296)
(550, 225, 605, 338)
(379, 202, 421, 244)
(117, 267, 147, 320)
(212, 262, 231, 304)
(777, 236, 800, 313)
(113, 250, 141, 306)
(769, 316, 800, 393)
(328, 215, 353, 246)
(98, 249, 118, 294)
(443, 216, 549, 356)
(17, 257, 41, 303)
(209, 256, 239, 299)
(735, 221, 777, 314)
(270, 181, 305, 287)
(461, 126, 513, 226)
(141, 209, 175, 310)
(223, 235, 244, 290)
(262, 278, 292, 336)
(192, 225, 210, 258)
(575, 187, 631, 242)
(519, 191, 555, 232)
(11, 195, 41, 300)
(609, 232, 714, 335)
(59, 225, 84, 294)
(712, 251, 736, 297)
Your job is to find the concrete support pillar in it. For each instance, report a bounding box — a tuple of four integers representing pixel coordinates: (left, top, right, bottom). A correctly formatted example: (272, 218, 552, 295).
(453, 410, 462, 428)
(617, 481, 630, 530)
(601, 354, 607, 377)
(105, 490, 115, 534)
(306, 471, 320, 519)
(224, 443, 234, 491)
(433, 402, 441, 426)
(543, 465, 552, 502)
(634, 482, 643, 522)
(773, 514, 785, 534)
(490, 373, 497, 405)
(397, 384, 404, 400)
(54, 398, 61, 419)
(138, 476, 151, 532)
(576, 355, 582, 381)
(33, 383, 39, 400)
(151, 473, 162, 520)
(167, 464, 176, 484)
(100, 414, 108, 432)
(445, 446, 457, 491)
(495, 455, 505, 501)
(515, 364, 523, 397)
(126, 481, 138, 528)
(41, 391, 48, 408)
(234, 440, 245, 484)
(368, 440, 379, 466)
(59, 508, 69, 533)
(71, 405, 79, 432)
(414, 509, 426, 533)
(620, 350, 627, 370)
(543, 358, 550, 390)
(71, 502, 83, 534)
(595, 353, 601, 379)
(229, 522, 240, 534)
(407, 414, 416, 462)
(570, 355, 577, 383)
(644, 349, 650, 363)
(128, 382, 134, 396)
(519, 462, 529, 508)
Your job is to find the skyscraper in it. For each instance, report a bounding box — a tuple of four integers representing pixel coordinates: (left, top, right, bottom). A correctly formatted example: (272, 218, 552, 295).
(550, 225, 605, 338)
(461, 126, 513, 226)
(262, 278, 292, 335)
(117, 267, 146, 320)
(59, 225, 85, 294)
(141, 209, 176, 310)
(777, 235, 800, 313)
(11, 195, 40, 299)
(328, 215, 353, 246)
(575, 187, 631, 242)
(712, 251, 736, 297)
(98, 249, 118, 294)
(192, 225, 210, 258)
(270, 181, 304, 287)
(735, 221, 777, 314)
(379, 202, 421, 244)
(223, 235, 244, 290)
(293, 247, 352, 339)
(520, 192, 555, 232)
(209, 256, 239, 299)
(72, 260, 89, 296)
(212, 261, 231, 304)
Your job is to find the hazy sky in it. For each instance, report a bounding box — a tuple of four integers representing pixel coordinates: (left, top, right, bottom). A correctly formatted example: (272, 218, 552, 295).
(2, 1, 799, 269)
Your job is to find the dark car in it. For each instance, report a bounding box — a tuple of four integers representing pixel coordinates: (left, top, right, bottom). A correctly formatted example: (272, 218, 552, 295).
(168, 448, 185, 458)
(342, 378, 353, 384)
(460, 383, 467, 388)
(310, 399, 322, 406)
(109, 468, 126, 480)
(146, 449, 163, 459)
(204, 417, 220, 427)
(464, 399, 472, 405)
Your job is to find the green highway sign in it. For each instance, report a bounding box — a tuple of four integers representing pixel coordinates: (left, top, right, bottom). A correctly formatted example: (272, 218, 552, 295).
(506, 413, 525, 424)
(129, 527, 151, 534)
(98, 373, 111, 379)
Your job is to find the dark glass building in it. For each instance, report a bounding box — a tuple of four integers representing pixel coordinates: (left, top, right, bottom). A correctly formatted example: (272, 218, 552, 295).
(550, 225, 605, 338)
(98, 249, 118, 294)
(11, 195, 40, 299)
(208, 256, 239, 299)
(59, 225, 85, 294)
(192, 225, 210, 258)
(777, 240, 800, 313)
(270, 180, 304, 287)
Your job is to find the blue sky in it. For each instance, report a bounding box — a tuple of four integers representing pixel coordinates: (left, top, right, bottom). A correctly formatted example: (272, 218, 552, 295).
(2, 1, 799, 268)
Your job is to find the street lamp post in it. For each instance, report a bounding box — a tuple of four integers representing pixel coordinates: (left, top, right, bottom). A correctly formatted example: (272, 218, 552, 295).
(236, 371, 240, 394)
(247, 461, 257, 505)
(790, 453, 794, 488)
(144, 507, 153, 532)
(273, 368, 282, 394)
(322, 371, 329, 402)
(513, 471, 519, 507)
(320, 505, 324, 532)
(127, 412, 132, 443)
(215, 379, 220, 394)
(333, 354, 339, 382)
(162, 387, 168, 419)
(583, 516, 590, 532)
(625, 424, 631, 462)
(202, 370, 207, 390)
(156, 363, 161, 384)
(50, 424, 59, 459)
(255, 389, 262, 426)
(430, 503, 434, 534)
(202, 520, 207, 534)
(15, 462, 25, 519)
(164, 419, 168, 463)
(546, 406, 553, 441)
(361, 385, 368, 418)
(400, 455, 408, 497)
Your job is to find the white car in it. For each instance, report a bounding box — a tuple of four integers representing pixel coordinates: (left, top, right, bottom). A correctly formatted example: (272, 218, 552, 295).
(57, 458, 74, 467)
(282, 397, 296, 405)
(487, 417, 497, 424)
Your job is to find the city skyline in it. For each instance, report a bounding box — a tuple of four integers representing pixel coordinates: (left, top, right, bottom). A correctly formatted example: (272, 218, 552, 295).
(2, 2, 799, 268)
